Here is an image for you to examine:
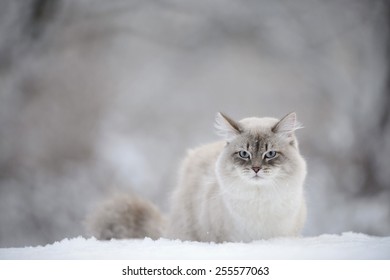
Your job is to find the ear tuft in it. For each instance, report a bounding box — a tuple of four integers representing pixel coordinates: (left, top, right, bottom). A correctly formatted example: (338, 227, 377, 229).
(215, 112, 241, 141)
(272, 112, 303, 136)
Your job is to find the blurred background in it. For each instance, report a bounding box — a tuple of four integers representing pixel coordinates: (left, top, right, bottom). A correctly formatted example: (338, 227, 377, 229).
(0, 0, 389, 247)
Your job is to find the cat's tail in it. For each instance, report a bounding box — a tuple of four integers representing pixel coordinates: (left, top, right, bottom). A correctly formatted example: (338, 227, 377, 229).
(86, 193, 165, 240)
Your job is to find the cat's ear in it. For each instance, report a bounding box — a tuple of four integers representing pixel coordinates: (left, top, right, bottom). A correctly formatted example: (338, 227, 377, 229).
(215, 112, 242, 141)
(272, 112, 303, 137)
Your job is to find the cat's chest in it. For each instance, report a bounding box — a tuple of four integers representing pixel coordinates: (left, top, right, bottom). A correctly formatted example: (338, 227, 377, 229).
(222, 188, 301, 240)
(227, 192, 292, 219)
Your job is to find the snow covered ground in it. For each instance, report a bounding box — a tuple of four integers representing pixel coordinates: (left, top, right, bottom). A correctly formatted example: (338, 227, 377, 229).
(0, 232, 389, 260)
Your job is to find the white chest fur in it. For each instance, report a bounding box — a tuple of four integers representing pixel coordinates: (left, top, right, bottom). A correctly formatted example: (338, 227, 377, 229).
(220, 179, 305, 242)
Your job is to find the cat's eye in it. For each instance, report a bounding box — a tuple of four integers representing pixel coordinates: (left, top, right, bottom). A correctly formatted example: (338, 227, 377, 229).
(238, 150, 250, 159)
(264, 150, 277, 159)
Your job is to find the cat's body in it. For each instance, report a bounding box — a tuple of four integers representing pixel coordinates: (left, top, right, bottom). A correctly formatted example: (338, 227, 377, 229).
(87, 112, 307, 242)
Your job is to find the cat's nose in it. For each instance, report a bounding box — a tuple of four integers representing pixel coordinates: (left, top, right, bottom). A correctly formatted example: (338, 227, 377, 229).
(252, 167, 261, 173)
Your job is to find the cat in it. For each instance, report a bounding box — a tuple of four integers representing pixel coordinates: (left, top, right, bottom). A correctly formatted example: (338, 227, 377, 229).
(87, 112, 307, 242)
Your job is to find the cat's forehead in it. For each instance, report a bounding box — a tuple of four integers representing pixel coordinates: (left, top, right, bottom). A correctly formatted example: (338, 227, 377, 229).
(230, 117, 280, 147)
(234, 132, 274, 147)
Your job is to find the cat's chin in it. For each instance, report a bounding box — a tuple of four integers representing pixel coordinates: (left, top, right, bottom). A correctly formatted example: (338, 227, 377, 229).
(242, 174, 270, 184)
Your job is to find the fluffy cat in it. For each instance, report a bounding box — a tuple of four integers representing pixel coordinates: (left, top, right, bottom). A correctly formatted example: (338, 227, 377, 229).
(87, 112, 307, 242)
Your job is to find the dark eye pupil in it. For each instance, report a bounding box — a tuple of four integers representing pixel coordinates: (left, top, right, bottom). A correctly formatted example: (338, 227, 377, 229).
(239, 151, 249, 158)
(266, 151, 276, 158)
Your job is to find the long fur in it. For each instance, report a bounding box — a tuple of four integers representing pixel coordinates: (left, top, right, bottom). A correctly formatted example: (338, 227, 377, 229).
(87, 112, 307, 242)
(86, 194, 164, 240)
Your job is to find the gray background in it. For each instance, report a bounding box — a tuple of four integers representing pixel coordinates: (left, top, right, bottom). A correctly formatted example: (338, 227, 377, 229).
(0, 0, 389, 247)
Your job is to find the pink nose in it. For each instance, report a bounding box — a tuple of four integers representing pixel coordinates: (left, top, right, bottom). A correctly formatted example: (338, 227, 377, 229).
(252, 167, 261, 173)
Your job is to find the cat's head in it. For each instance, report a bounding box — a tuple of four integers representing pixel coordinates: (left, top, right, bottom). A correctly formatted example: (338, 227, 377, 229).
(215, 112, 306, 187)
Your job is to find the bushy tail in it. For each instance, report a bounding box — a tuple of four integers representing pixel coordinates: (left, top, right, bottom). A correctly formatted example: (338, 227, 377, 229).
(86, 194, 165, 240)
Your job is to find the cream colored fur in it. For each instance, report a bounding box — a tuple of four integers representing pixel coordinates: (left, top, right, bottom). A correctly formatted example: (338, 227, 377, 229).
(87, 112, 307, 242)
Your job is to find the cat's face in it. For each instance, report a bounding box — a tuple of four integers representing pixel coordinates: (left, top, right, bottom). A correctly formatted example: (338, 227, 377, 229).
(225, 131, 291, 182)
(215, 113, 306, 186)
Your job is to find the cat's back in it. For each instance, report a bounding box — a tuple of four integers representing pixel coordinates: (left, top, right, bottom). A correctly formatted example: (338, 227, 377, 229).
(173, 140, 225, 204)
(180, 141, 225, 177)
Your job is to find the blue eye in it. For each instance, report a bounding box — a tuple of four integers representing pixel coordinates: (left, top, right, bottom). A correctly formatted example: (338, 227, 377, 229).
(238, 150, 250, 159)
(265, 150, 277, 159)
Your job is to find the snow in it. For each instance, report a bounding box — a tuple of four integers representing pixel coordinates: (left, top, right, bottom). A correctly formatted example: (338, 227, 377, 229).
(1, 232, 389, 260)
